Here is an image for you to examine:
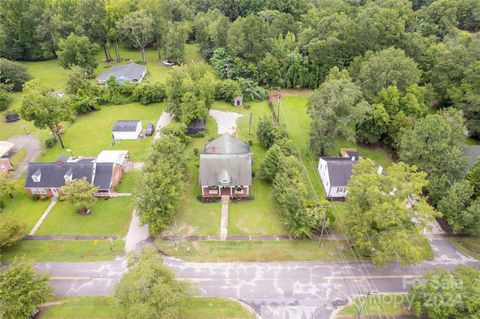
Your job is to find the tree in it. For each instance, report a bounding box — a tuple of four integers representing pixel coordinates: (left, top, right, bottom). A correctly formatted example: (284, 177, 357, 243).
(0, 88, 9, 111)
(385, 111, 413, 151)
(256, 117, 288, 149)
(466, 161, 480, 197)
(136, 135, 186, 233)
(0, 173, 16, 210)
(164, 22, 190, 63)
(19, 80, 71, 148)
(438, 180, 480, 234)
(350, 47, 421, 99)
(399, 108, 467, 203)
(0, 258, 52, 319)
(355, 103, 390, 144)
(410, 266, 480, 319)
(307, 68, 364, 155)
(117, 10, 154, 64)
(345, 159, 438, 267)
(0, 58, 32, 92)
(113, 249, 190, 319)
(0, 219, 26, 248)
(57, 34, 100, 76)
(63, 178, 98, 215)
(261, 144, 282, 182)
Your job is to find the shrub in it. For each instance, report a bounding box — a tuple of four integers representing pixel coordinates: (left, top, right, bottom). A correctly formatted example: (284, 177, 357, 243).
(133, 82, 166, 105)
(31, 194, 39, 201)
(161, 122, 190, 145)
(0, 88, 10, 111)
(0, 58, 31, 91)
(214, 79, 241, 102)
(44, 137, 57, 149)
(0, 219, 27, 248)
(69, 95, 100, 114)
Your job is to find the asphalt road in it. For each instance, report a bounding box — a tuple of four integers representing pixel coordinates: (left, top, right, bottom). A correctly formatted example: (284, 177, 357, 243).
(34, 239, 480, 319)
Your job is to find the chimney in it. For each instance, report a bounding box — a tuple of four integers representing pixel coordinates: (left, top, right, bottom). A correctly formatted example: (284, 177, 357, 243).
(377, 166, 383, 175)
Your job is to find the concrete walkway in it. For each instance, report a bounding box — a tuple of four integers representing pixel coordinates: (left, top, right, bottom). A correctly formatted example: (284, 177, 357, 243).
(8, 134, 42, 179)
(220, 196, 229, 240)
(29, 200, 57, 235)
(24, 235, 119, 241)
(124, 210, 150, 253)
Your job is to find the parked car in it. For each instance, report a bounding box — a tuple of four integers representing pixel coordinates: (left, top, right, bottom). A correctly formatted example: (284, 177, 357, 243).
(145, 123, 155, 136)
(5, 111, 20, 122)
(162, 60, 176, 67)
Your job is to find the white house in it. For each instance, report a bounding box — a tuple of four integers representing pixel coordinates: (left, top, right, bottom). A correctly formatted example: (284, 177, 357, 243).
(318, 157, 358, 199)
(112, 120, 142, 140)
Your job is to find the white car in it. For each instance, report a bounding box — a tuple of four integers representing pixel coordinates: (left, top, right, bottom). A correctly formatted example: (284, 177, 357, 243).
(162, 60, 175, 67)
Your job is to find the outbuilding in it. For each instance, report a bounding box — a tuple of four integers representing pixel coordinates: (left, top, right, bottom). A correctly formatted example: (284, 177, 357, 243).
(112, 120, 142, 140)
(187, 118, 206, 135)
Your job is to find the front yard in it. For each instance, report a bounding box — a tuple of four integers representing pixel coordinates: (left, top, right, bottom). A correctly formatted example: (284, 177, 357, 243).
(337, 294, 412, 317)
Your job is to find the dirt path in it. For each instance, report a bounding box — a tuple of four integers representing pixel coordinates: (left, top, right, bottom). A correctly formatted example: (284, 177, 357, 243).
(8, 134, 42, 179)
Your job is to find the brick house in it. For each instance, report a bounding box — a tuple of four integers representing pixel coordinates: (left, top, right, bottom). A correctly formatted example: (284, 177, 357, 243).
(24, 156, 123, 198)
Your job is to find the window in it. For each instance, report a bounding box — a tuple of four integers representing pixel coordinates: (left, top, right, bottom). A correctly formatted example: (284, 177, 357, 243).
(39, 188, 46, 195)
(31, 188, 39, 195)
(337, 187, 345, 193)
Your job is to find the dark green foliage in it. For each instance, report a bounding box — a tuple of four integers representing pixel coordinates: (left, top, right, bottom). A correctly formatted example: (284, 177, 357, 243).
(214, 79, 242, 102)
(0, 219, 26, 248)
(0, 88, 10, 111)
(236, 78, 267, 101)
(356, 103, 390, 144)
(133, 82, 166, 105)
(466, 161, 480, 197)
(57, 34, 100, 76)
(261, 144, 282, 182)
(410, 266, 480, 319)
(161, 122, 190, 145)
(0, 258, 53, 319)
(113, 250, 190, 319)
(44, 137, 57, 149)
(0, 58, 32, 92)
(256, 117, 288, 149)
(438, 180, 480, 234)
(136, 134, 187, 233)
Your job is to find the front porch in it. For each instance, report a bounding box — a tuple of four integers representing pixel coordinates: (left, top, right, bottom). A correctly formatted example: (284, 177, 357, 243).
(201, 185, 250, 198)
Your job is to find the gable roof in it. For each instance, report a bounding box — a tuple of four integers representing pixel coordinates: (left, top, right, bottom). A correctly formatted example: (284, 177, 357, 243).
(112, 120, 141, 132)
(321, 157, 357, 187)
(204, 134, 250, 154)
(97, 63, 146, 83)
(0, 141, 14, 157)
(24, 161, 115, 191)
(199, 153, 252, 186)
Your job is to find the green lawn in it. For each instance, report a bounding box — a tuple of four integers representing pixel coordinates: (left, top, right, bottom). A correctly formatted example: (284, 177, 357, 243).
(156, 239, 360, 262)
(9, 147, 27, 168)
(465, 137, 480, 145)
(35, 172, 139, 236)
(338, 294, 412, 317)
(39, 103, 162, 162)
(1, 240, 123, 263)
(0, 177, 50, 230)
(40, 296, 254, 319)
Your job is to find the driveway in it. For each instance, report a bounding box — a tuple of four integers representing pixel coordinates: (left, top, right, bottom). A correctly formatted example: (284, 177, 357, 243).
(34, 238, 480, 319)
(209, 110, 243, 135)
(8, 134, 41, 179)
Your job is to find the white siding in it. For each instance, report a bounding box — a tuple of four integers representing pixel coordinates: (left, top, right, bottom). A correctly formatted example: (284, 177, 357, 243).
(318, 158, 332, 197)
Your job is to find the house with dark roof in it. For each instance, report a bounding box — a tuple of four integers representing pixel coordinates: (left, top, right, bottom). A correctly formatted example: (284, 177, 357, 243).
(97, 63, 147, 84)
(112, 120, 142, 140)
(199, 134, 252, 198)
(24, 156, 123, 198)
(318, 156, 358, 199)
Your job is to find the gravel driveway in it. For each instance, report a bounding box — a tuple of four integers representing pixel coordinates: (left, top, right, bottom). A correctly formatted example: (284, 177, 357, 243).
(8, 134, 41, 179)
(209, 110, 243, 135)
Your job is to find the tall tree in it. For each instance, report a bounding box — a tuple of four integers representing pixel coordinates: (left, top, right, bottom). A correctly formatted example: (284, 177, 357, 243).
(399, 108, 467, 203)
(113, 249, 190, 319)
(346, 159, 438, 267)
(19, 80, 71, 149)
(117, 10, 154, 64)
(0, 258, 52, 319)
(0, 219, 26, 248)
(307, 67, 365, 155)
(57, 34, 100, 76)
(164, 22, 191, 62)
(0, 58, 32, 92)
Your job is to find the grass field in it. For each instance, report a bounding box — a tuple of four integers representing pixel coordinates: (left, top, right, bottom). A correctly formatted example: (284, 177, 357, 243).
(156, 239, 360, 262)
(337, 294, 412, 317)
(40, 296, 254, 319)
(35, 172, 138, 236)
(448, 237, 480, 260)
(1, 240, 123, 263)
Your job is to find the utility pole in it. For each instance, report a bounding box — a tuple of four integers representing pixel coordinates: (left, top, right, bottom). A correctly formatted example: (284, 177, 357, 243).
(356, 292, 372, 319)
(248, 112, 253, 136)
(276, 90, 281, 124)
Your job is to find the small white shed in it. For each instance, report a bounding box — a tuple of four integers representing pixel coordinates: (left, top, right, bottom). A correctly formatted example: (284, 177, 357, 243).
(96, 150, 129, 168)
(112, 120, 142, 140)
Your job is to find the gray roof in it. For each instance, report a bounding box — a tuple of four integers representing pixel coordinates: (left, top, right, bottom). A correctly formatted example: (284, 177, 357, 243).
(199, 153, 252, 186)
(97, 63, 146, 83)
(321, 157, 358, 187)
(464, 145, 480, 170)
(205, 134, 250, 154)
(112, 120, 141, 132)
(25, 161, 115, 191)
